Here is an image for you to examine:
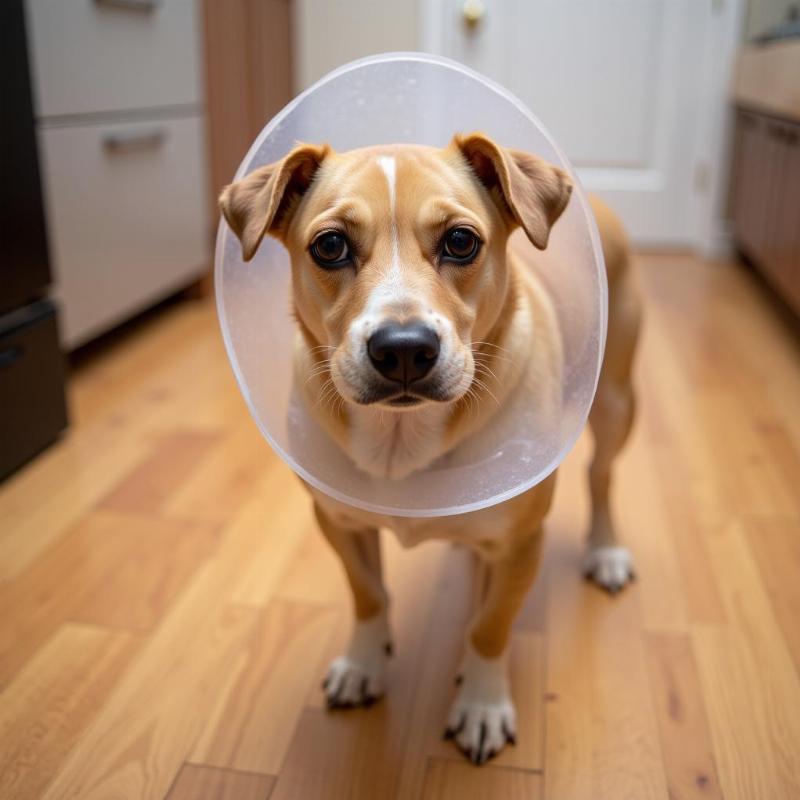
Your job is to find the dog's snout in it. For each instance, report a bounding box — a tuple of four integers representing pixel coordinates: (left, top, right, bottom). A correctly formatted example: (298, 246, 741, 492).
(367, 322, 440, 384)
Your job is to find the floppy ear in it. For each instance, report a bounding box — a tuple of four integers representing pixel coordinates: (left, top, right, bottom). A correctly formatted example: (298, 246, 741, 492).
(219, 142, 330, 261)
(453, 132, 572, 250)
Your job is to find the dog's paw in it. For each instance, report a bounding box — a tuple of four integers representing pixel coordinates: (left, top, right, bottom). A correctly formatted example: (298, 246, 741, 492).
(444, 646, 516, 765)
(583, 545, 635, 594)
(323, 655, 385, 708)
(323, 614, 391, 709)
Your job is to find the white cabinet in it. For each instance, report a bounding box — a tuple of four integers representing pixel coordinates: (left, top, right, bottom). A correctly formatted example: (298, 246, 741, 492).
(25, 0, 202, 118)
(25, 0, 209, 348)
(39, 115, 208, 345)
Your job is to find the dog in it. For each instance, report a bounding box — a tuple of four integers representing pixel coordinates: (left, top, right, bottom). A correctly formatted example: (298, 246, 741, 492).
(220, 132, 641, 765)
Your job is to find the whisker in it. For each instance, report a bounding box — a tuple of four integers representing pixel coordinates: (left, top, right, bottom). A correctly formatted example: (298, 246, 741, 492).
(471, 376, 500, 407)
(473, 362, 500, 383)
(307, 344, 336, 355)
(472, 349, 513, 367)
(471, 340, 511, 355)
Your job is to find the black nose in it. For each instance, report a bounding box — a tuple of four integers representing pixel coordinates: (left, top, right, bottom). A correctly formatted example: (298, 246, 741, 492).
(367, 322, 440, 384)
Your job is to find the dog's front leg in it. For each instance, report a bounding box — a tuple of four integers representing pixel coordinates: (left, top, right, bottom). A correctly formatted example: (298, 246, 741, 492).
(313, 502, 391, 708)
(445, 527, 545, 764)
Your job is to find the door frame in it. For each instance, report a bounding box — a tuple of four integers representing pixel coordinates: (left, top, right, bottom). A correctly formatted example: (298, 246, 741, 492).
(419, 0, 747, 255)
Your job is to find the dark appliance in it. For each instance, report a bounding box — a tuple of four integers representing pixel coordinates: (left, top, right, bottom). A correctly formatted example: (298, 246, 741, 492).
(1, 0, 68, 482)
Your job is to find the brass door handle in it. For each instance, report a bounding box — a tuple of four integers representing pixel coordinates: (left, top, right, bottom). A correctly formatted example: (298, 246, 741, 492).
(462, 0, 486, 26)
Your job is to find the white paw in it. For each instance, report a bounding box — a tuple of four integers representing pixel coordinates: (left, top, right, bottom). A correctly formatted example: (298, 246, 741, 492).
(583, 545, 635, 594)
(323, 614, 391, 709)
(444, 645, 517, 765)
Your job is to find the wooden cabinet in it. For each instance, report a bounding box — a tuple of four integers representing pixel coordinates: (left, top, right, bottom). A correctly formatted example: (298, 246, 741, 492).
(202, 0, 293, 219)
(731, 108, 800, 314)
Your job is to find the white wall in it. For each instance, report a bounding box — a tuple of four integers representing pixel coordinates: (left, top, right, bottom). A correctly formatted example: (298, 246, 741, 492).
(293, 0, 419, 91)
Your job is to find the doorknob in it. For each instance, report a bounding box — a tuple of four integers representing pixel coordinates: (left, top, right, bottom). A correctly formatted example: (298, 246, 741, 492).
(462, 0, 486, 26)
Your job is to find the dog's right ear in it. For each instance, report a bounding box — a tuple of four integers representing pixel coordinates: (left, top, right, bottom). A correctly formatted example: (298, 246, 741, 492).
(219, 142, 330, 262)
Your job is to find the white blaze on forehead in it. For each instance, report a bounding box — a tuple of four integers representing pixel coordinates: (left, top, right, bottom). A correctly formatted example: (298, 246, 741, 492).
(354, 154, 408, 325)
(376, 156, 400, 275)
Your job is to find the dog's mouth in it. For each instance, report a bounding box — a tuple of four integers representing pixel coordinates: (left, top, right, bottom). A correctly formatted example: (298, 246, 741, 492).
(386, 393, 423, 408)
(353, 382, 456, 408)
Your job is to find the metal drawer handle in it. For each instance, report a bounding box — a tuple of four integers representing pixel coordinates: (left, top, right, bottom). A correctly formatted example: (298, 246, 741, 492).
(103, 128, 167, 153)
(94, 0, 161, 11)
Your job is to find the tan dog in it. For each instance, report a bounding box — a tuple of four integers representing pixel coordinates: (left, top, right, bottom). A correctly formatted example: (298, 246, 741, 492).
(220, 133, 641, 764)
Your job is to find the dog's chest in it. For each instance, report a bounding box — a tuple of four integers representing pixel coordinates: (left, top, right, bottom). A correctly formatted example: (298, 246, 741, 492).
(387, 512, 506, 550)
(311, 486, 514, 554)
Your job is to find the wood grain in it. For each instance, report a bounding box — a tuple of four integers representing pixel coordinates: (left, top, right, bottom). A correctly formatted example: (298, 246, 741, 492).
(742, 515, 800, 673)
(0, 625, 139, 800)
(644, 632, 723, 800)
(0, 511, 218, 687)
(692, 518, 800, 800)
(167, 764, 274, 800)
(202, 0, 293, 222)
(0, 253, 799, 799)
(99, 430, 221, 514)
(421, 758, 542, 799)
(190, 600, 339, 775)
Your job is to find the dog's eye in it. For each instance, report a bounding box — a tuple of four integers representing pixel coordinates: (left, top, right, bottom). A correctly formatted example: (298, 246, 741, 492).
(441, 227, 480, 264)
(310, 232, 351, 268)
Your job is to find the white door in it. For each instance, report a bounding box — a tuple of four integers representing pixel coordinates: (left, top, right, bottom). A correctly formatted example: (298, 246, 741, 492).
(426, 0, 733, 246)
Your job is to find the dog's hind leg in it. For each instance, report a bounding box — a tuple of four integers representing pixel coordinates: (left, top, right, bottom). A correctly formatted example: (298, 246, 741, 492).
(313, 502, 391, 708)
(584, 244, 641, 593)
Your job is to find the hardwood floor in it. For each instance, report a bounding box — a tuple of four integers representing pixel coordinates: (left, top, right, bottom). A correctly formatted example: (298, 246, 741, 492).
(1, 254, 798, 799)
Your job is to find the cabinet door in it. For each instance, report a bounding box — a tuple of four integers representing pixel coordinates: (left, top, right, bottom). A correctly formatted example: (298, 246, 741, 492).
(38, 114, 209, 348)
(767, 122, 800, 313)
(25, 0, 202, 118)
(732, 111, 781, 266)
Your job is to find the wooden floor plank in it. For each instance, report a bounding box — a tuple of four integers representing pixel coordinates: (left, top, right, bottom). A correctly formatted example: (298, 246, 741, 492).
(692, 518, 800, 800)
(225, 469, 316, 608)
(71, 513, 221, 632)
(190, 599, 339, 775)
(166, 764, 275, 800)
(0, 624, 139, 800)
(742, 515, 800, 673)
(41, 597, 259, 800)
(39, 485, 326, 800)
(644, 632, 723, 800)
(99, 430, 222, 514)
(0, 511, 218, 687)
(421, 758, 542, 799)
(163, 421, 277, 525)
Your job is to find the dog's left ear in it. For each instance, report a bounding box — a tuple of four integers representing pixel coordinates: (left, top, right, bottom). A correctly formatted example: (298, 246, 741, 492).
(219, 142, 330, 262)
(453, 133, 572, 250)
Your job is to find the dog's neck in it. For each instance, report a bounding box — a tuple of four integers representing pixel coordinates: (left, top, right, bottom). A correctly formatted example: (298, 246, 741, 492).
(346, 402, 453, 479)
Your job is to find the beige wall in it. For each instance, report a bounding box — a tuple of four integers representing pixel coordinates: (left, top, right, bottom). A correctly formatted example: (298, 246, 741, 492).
(744, 0, 796, 40)
(293, 0, 420, 90)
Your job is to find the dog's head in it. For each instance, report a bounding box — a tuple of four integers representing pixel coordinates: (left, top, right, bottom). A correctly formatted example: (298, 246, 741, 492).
(220, 133, 571, 410)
